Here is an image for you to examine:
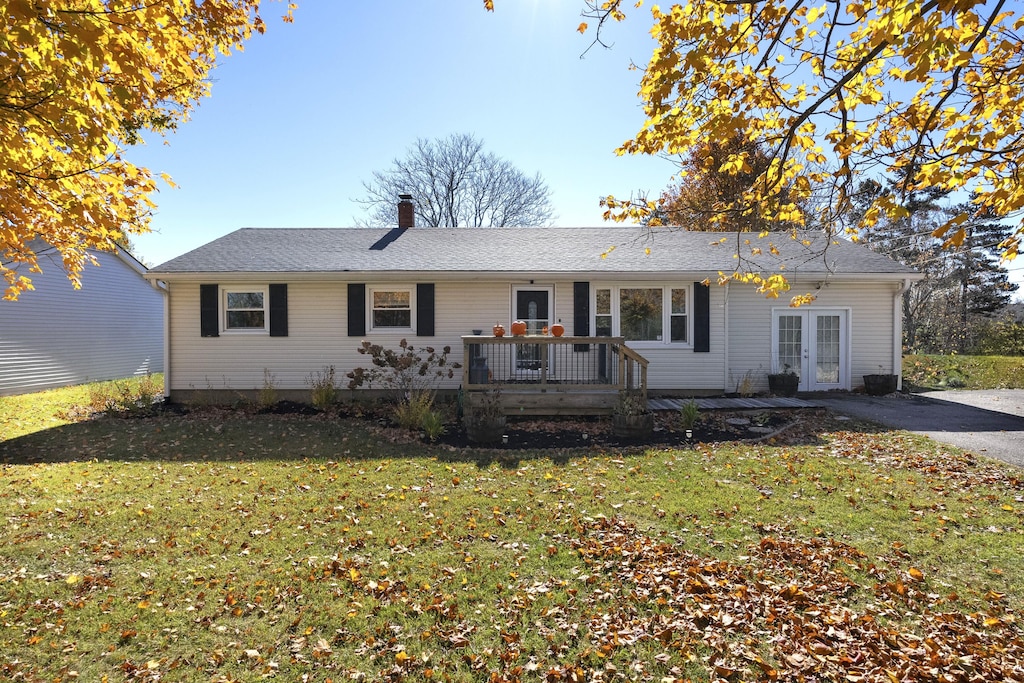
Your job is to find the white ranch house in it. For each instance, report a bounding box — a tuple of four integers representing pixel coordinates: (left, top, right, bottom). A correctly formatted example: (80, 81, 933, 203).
(147, 215, 920, 406)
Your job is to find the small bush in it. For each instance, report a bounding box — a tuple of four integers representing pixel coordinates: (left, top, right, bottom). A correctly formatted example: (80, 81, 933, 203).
(307, 366, 337, 410)
(393, 391, 435, 430)
(87, 374, 163, 416)
(679, 399, 700, 430)
(258, 369, 278, 409)
(734, 370, 756, 397)
(346, 339, 460, 399)
(944, 374, 967, 388)
(974, 321, 1024, 356)
(421, 410, 446, 441)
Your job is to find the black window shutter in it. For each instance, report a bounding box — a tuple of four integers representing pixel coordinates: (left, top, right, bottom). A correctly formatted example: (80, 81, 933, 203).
(200, 284, 219, 337)
(269, 284, 288, 337)
(694, 282, 710, 353)
(573, 281, 590, 352)
(347, 283, 366, 337)
(416, 283, 435, 336)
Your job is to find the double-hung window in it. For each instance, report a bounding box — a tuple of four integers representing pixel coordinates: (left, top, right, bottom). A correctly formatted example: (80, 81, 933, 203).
(370, 288, 412, 329)
(594, 285, 690, 345)
(670, 288, 688, 343)
(224, 288, 267, 332)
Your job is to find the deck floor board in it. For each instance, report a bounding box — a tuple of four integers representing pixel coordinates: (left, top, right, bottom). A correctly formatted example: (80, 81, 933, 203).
(650, 397, 816, 411)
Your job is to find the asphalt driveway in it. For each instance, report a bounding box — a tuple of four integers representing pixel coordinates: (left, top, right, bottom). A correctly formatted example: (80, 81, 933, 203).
(810, 390, 1024, 469)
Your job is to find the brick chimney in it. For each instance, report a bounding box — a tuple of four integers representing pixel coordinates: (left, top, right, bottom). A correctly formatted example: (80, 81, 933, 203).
(398, 194, 414, 228)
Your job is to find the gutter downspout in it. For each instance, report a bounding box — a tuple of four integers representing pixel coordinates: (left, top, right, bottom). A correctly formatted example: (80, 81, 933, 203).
(722, 280, 730, 393)
(157, 280, 170, 399)
(894, 278, 913, 391)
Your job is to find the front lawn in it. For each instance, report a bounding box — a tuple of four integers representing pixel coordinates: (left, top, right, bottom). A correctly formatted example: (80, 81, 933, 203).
(1, 385, 1023, 681)
(904, 354, 1024, 390)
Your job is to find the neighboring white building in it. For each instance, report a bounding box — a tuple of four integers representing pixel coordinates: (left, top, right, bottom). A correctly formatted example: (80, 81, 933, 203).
(146, 212, 921, 403)
(0, 245, 164, 396)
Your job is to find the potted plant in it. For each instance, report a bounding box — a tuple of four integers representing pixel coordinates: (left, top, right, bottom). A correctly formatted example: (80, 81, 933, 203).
(464, 384, 506, 443)
(612, 387, 654, 438)
(767, 365, 799, 397)
(863, 367, 898, 395)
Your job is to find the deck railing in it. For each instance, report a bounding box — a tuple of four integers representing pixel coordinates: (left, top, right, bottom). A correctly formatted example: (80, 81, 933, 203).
(461, 335, 648, 415)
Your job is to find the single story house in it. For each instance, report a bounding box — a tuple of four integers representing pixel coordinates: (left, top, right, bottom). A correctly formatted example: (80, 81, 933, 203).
(0, 244, 164, 396)
(146, 207, 921, 404)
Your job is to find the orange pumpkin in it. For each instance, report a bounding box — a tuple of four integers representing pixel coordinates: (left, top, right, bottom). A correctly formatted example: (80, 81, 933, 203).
(511, 320, 528, 336)
(493, 323, 505, 337)
(550, 323, 564, 337)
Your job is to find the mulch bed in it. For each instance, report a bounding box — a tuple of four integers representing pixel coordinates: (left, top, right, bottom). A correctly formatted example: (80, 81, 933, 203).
(360, 406, 835, 451)
(153, 400, 838, 452)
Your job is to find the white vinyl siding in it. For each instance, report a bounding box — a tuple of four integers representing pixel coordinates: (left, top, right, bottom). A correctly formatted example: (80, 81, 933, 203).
(167, 277, 907, 396)
(727, 280, 897, 393)
(170, 281, 511, 393)
(167, 279, 730, 396)
(0, 248, 163, 396)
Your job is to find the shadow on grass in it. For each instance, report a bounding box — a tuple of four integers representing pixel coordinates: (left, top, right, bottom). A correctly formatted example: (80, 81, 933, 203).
(0, 404, 863, 466)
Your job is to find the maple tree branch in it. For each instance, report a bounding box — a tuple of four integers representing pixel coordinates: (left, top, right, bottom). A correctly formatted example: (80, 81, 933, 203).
(755, 0, 806, 73)
(901, 0, 1006, 195)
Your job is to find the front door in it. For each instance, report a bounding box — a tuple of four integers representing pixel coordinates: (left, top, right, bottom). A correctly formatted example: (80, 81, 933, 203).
(513, 287, 552, 377)
(772, 309, 849, 391)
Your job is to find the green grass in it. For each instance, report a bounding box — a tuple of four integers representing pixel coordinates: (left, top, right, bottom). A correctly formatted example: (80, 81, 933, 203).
(904, 353, 1024, 390)
(1, 382, 1024, 681)
(0, 374, 164, 441)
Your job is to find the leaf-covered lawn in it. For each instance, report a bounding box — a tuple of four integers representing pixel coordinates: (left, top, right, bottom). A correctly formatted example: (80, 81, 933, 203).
(903, 354, 1024, 390)
(2, 406, 1024, 681)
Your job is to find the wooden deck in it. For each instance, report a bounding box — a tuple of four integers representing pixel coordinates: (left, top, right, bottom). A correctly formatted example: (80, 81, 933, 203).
(462, 335, 648, 416)
(460, 336, 818, 417)
(649, 396, 817, 411)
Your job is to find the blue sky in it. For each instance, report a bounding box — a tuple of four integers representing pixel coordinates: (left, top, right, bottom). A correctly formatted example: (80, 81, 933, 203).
(127, 2, 677, 267)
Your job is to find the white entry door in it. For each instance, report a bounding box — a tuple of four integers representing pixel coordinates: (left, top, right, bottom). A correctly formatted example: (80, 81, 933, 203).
(512, 286, 553, 378)
(772, 309, 849, 391)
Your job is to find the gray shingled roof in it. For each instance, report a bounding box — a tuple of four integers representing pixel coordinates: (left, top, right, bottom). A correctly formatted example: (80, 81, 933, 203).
(150, 227, 919, 277)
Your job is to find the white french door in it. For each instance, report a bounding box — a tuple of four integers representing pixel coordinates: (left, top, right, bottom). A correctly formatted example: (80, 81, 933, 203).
(772, 309, 849, 391)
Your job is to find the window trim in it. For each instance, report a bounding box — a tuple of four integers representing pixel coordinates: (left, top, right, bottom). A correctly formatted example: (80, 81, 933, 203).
(592, 283, 693, 348)
(221, 286, 269, 334)
(369, 285, 415, 332)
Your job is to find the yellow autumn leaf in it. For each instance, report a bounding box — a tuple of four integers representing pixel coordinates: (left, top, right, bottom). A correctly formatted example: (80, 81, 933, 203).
(1, 1, 288, 299)
(590, 0, 1024, 282)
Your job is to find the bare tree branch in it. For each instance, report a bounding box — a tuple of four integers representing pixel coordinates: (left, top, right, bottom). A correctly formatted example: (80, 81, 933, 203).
(356, 133, 556, 227)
